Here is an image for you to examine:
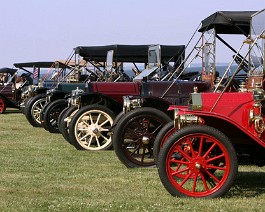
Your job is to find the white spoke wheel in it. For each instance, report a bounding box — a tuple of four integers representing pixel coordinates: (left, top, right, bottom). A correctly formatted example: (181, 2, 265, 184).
(24, 94, 46, 127)
(31, 98, 47, 125)
(69, 105, 116, 151)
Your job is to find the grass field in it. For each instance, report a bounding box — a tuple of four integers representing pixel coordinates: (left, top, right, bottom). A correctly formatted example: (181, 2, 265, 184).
(0, 110, 265, 211)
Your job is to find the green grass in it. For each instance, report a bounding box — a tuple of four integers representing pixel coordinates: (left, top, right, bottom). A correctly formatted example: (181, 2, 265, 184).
(0, 110, 265, 211)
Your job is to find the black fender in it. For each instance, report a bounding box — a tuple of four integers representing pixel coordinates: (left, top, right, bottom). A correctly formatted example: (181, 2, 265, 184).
(139, 96, 174, 118)
(50, 91, 69, 102)
(79, 93, 123, 115)
(34, 87, 50, 95)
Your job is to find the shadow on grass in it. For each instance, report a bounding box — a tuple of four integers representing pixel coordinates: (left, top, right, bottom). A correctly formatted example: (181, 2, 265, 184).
(227, 170, 265, 198)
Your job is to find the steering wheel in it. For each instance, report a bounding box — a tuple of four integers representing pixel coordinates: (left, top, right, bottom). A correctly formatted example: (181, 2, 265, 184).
(233, 55, 249, 73)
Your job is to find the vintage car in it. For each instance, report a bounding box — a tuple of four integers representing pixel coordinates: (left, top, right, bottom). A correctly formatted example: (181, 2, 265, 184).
(156, 9, 265, 198)
(0, 67, 33, 113)
(39, 44, 158, 133)
(23, 45, 119, 128)
(58, 44, 212, 151)
(112, 10, 256, 168)
(14, 60, 75, 114)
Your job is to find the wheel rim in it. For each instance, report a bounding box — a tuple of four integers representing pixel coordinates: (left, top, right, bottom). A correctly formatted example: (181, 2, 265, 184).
(65, 109, 78, 129)
(0, 98, 5, 113)
(31, 98, 46, 124)
(166, 133, 230, 197)
(121, 116, 166, 166)
(74, 109, 113, 150)
(48, 104, 67, 130)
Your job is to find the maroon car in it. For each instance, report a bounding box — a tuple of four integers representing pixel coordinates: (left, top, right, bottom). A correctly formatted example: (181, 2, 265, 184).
(59, 45, 211, 152)
(0, 67, 32, 113)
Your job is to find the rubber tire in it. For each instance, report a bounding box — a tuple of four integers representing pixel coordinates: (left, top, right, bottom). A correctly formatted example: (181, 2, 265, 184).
(153, 121, 176, 165)
(0, 97, 6, 114)
(158, 125, 238, 198)
(24, 94, 46, 127)
(69, 105, 116, 150)
(110, 111, 124, 137)
(20, 98, 30, 115)
(57, 106, 70, 129)
(58, 106, 78, 145)
(112, 107, 171, 168)
(40, 101, 53, 129)
(42, 99, 68, 133)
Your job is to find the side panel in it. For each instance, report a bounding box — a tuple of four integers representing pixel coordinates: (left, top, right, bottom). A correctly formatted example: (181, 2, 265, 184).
(57, 83, 86, 92)
(142, 81, 210, 105)
(0, 84, 13, 100)
(92, 82, 140, 103)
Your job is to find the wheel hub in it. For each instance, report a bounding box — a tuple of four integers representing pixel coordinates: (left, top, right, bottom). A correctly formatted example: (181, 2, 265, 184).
(195, 162, 201, 169)
(142, 136, 150, 144)
(92, 127, 100, 135)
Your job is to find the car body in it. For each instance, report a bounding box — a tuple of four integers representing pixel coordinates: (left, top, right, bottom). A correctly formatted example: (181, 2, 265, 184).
(43, 44, 186, 135)
(157, 9, 265, 198)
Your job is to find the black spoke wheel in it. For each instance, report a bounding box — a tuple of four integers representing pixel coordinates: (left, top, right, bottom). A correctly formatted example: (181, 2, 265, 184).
(158, 125, 238, 198)
(57, 106, 70, 129)
(58, 106, 78, 145)
(42, 99, 68, 133)
(69, 105, 116, 151)
(112, 107, 171, 168)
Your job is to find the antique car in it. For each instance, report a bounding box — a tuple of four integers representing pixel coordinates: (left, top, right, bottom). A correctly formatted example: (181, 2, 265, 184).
(0, 67, 33, 113)
(112, 10, 256, 168)
(59, 45, 212, 151)
(14, 60, 74, 114)
(156, 9, 265, 198)
(40, 44, 157, 133)
(23, 45, 118, 128)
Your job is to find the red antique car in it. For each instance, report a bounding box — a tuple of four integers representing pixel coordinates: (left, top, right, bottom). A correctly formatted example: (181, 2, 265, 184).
(157, 9, 265, 198)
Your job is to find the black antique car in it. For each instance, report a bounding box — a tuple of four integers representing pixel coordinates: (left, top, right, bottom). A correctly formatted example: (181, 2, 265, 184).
(22, 47, 113, 128)
(40, 44, 180, 134)
(14, 61, 74, 113)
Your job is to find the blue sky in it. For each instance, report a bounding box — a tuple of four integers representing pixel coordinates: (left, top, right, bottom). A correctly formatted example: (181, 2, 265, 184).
(0, 0, 264, 67)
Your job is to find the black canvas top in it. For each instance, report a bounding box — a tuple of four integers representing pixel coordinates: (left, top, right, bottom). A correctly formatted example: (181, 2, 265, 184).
(14, 61, 68, 68)
(199, 11, 257, 35)
(0, 67, 17, 75)
(75, 45, 185, 63)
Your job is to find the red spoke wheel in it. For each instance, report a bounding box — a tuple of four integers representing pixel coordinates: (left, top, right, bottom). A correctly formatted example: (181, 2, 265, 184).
(153, 121, 177, 165)
(158, 125, 238, 198)
(0, 97, 6, 114)
(113, 107, 171, 168)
